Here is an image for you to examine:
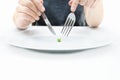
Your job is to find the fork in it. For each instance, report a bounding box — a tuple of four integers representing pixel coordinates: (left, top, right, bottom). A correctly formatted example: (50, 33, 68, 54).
(61, 12, 76, 36)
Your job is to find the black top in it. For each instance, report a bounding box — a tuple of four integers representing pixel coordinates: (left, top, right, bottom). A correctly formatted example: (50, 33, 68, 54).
(32, 0, 87, 26)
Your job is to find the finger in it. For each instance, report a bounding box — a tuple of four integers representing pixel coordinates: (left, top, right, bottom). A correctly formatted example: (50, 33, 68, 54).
(41, 0, 43, 4)
(18, 0, 40, 16)
(90, 0, 95, 8)
(68, 0, 74, 6)
(79, 0, 87, 6)
(92, 0, 99, 8)
(71, 0, 79, 12)
(32, 0, 45, 13)
(17, 12, 35, 22)
(15, 12, 35, 29)
(89, 0, 96, 8)
(16, 5, 40, 21)
(85, 0, 92, 7)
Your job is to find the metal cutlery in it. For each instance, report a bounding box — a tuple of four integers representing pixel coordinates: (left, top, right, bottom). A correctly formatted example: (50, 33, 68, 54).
(42, 13, 56, 35)
(61, 12, 76, 36)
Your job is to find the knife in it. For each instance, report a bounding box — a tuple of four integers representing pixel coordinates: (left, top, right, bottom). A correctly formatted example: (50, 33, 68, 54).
(41, 13, 56, 35)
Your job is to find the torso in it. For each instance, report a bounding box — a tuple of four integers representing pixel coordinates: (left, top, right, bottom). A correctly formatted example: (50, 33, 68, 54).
(33, 0, 87, 26)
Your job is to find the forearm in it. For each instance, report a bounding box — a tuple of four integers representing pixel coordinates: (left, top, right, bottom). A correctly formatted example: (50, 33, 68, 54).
(84, 0, 104, 27)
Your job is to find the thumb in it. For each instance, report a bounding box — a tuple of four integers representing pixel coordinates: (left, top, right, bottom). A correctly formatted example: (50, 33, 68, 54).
(70, 0, 79, 12)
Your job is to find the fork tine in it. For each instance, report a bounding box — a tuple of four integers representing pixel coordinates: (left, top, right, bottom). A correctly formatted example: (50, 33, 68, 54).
(61, 18, 71, 34)
(63, 19, 73, 36)
(61, 12, 76, 36)
(63, 19, 72, 35)
(65, 21, 75, 36)
(61, 18, 70, 33)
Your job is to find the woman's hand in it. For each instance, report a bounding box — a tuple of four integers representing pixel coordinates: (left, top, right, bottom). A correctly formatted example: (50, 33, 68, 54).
(13, 0, 45, 29)
(69, 0, 103, 27)
(69, 0, 99, 12)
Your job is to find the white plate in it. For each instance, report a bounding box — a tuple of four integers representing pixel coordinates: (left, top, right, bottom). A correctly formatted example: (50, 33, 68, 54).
(8, 26, 112, 52)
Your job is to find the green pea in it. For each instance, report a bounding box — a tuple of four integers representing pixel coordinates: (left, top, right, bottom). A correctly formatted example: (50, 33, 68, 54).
(57, 38, 62, 42)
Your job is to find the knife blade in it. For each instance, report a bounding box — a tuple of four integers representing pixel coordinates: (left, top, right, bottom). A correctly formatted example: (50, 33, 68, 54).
(42, 13, 56, 35)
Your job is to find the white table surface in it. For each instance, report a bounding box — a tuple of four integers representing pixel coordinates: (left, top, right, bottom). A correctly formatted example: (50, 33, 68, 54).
(0, 0, 120, 80)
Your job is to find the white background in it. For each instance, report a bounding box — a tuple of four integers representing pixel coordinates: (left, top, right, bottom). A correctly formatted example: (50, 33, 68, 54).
(0, 0, 120, 80)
